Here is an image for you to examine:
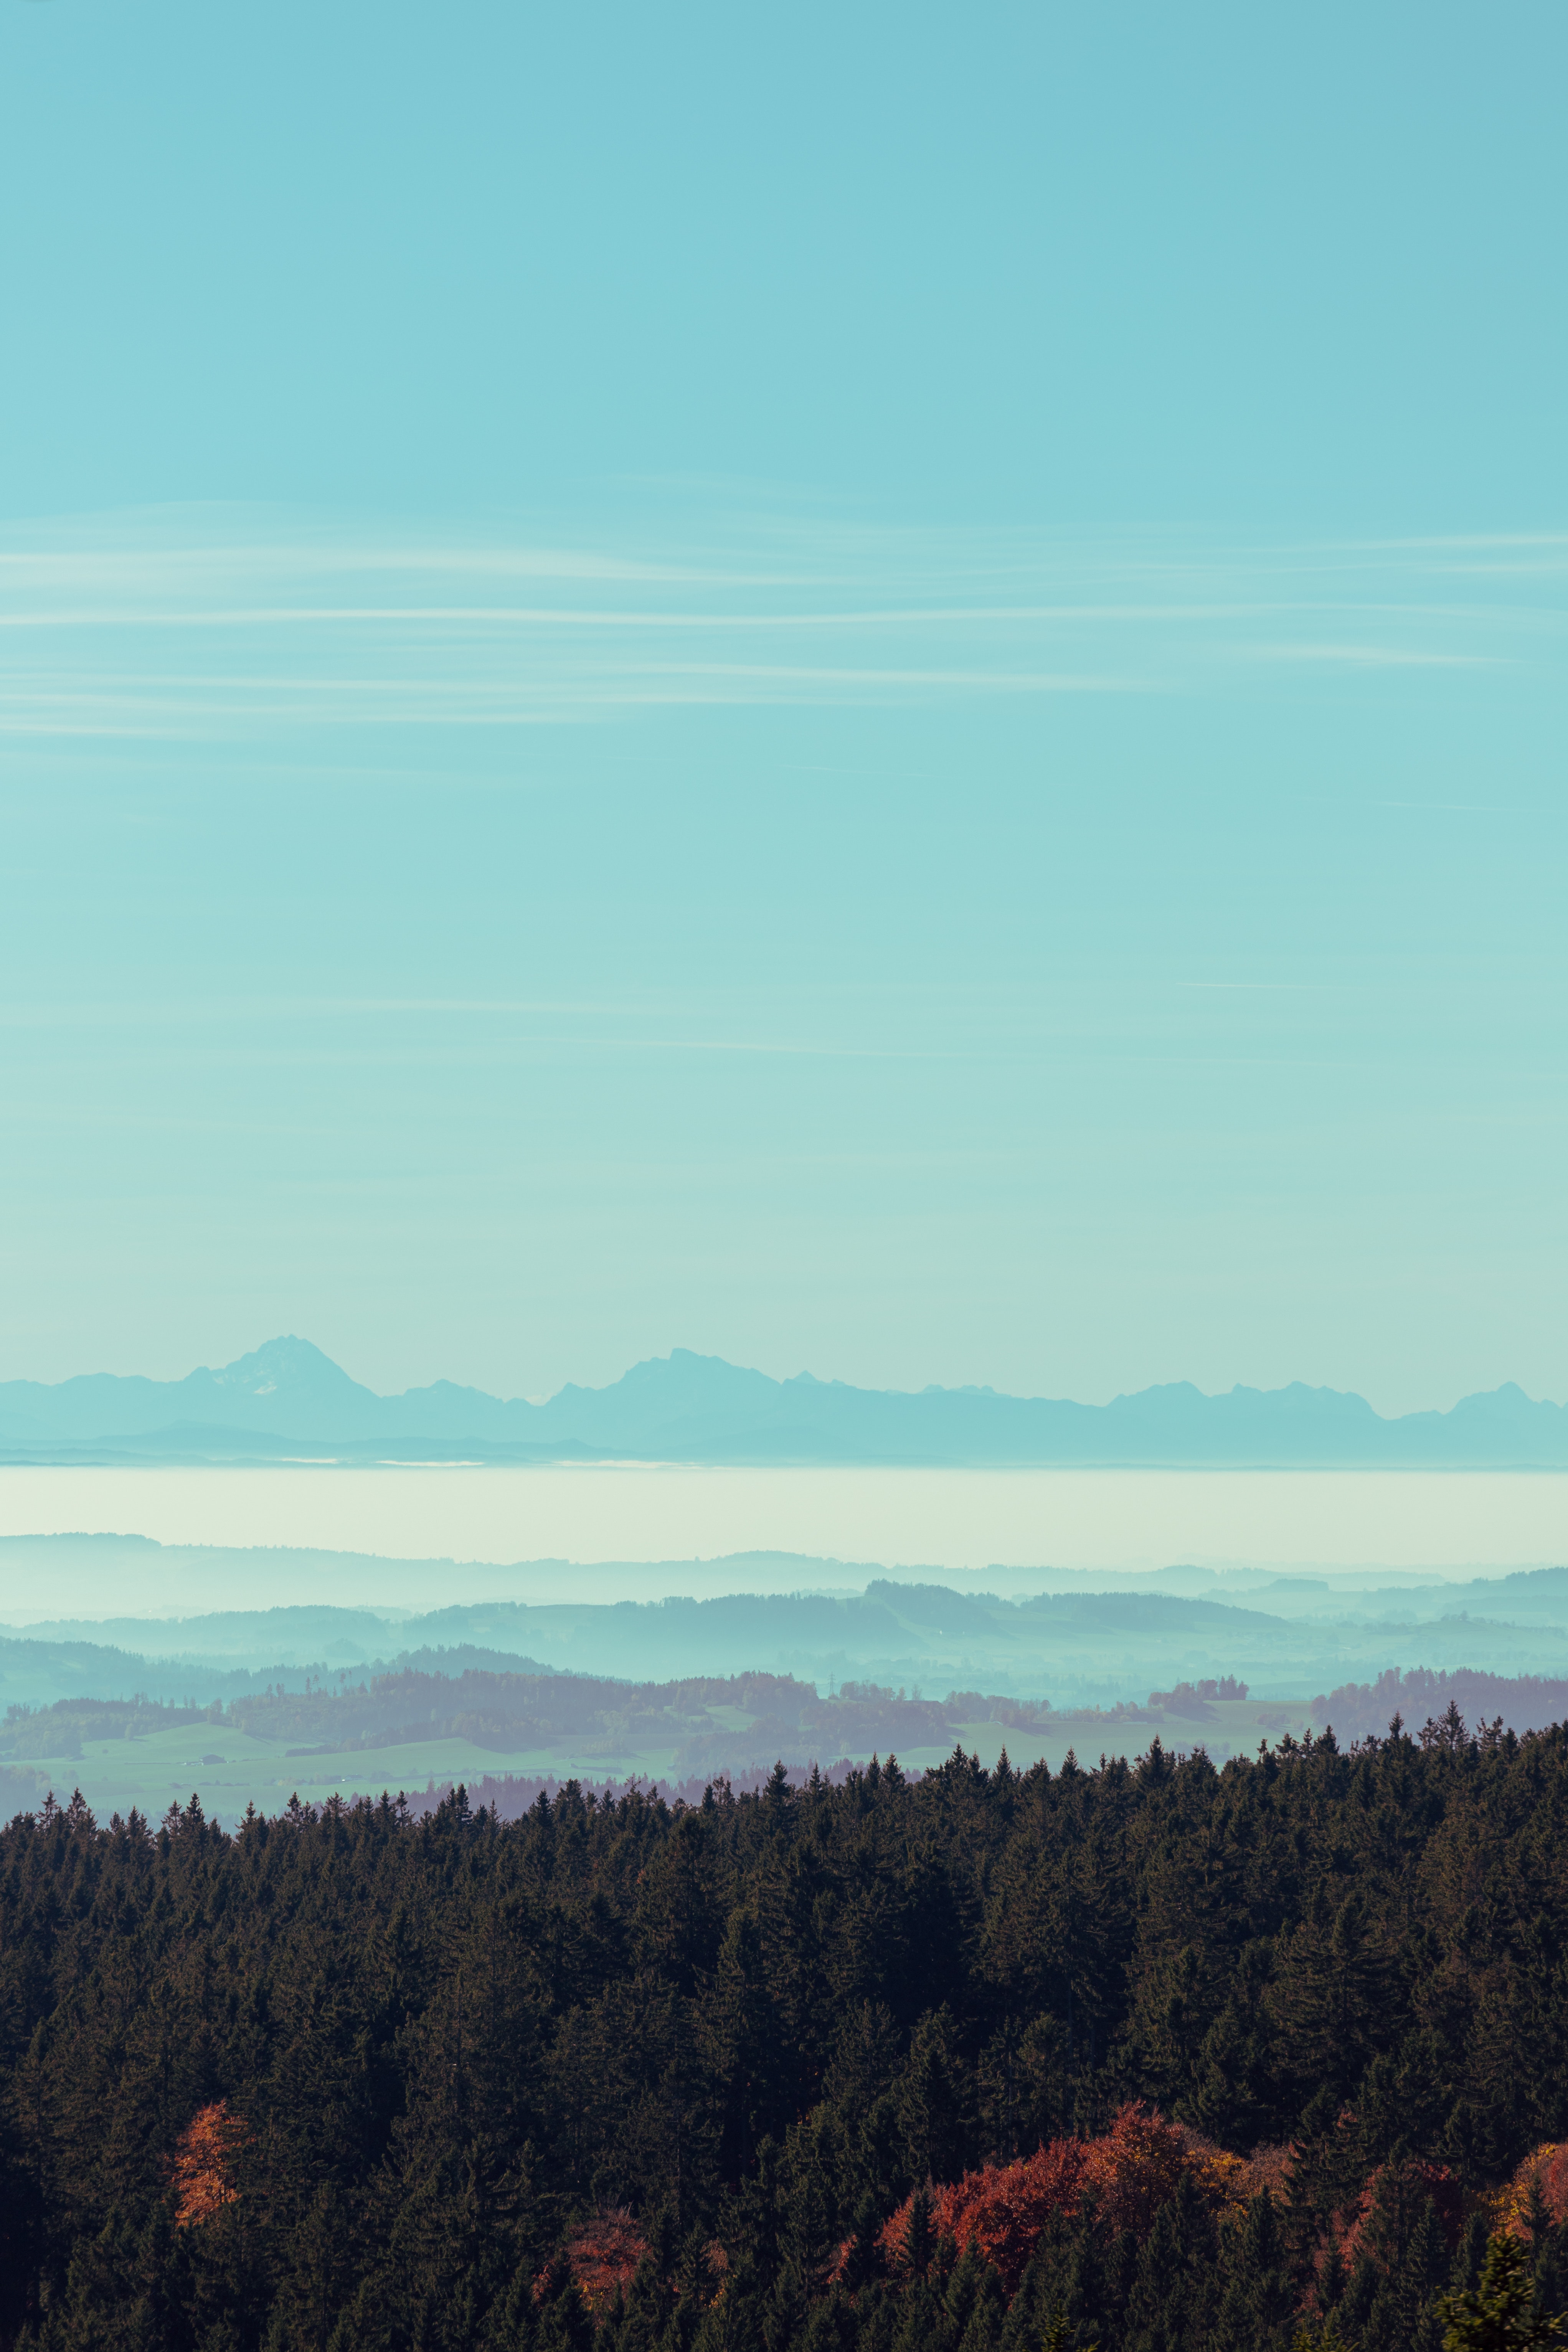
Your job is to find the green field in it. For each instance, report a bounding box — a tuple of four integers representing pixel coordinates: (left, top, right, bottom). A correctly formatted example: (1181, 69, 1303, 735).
(17, 1693, 1320, 1824)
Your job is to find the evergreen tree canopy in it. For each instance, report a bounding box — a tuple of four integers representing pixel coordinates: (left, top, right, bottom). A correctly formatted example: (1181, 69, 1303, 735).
(0, 1715, 1565, 2350)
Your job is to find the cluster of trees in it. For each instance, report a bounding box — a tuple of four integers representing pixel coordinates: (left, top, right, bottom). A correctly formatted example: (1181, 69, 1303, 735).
(221, 1668, 965, 1777)
(0, 1667, 982, 1783)
(0, 1667, 993, 1778)
(2, 1707, 1567, 2350)
(1145, 1679, 1250, 1716)
(1307, 1669, 1568, 1745)
(0, 1695, 218, 1763)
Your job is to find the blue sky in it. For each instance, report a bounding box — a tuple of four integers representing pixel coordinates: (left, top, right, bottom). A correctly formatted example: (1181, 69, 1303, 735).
(1, 2, 1565, 1414)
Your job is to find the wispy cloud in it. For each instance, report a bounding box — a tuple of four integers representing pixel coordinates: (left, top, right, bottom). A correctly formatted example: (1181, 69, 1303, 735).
(0, 507, 1556, 738)
(1247, 643, 1504, 670)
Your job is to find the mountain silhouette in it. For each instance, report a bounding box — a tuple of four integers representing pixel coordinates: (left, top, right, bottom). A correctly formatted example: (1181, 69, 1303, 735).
(1, 1343, 1565, 1467)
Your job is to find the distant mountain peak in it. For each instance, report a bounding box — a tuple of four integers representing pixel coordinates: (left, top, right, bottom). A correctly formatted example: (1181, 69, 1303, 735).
(0, 1343, 1563, 1467)
(208, 1337, 363, 1396)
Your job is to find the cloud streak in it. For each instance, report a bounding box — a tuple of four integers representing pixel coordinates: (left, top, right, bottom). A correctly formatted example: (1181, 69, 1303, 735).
(0, 508, 1557, 738)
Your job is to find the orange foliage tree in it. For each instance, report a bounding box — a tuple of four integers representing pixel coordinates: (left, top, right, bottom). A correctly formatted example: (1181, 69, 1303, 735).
(1489, 2144, 1568, 2240)
(170, 2100, 250, 2229)
(1074, 2102, 1185, 2240)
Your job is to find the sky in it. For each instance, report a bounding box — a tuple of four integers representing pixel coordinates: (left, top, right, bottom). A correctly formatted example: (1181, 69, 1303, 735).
(1, 2, 1565, 1418)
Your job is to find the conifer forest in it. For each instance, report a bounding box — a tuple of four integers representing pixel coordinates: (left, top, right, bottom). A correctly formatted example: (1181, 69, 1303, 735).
(4, 1709, 1568, 2352)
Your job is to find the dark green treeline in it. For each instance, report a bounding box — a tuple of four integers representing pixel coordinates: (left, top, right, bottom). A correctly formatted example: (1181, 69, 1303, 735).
(2, 1710, 1567, 2352)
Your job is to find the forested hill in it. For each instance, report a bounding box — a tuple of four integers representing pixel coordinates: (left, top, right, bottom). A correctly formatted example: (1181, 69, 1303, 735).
(4, 1711, 1568, 2351)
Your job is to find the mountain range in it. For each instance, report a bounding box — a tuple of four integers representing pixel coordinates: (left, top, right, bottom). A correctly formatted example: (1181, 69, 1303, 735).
(1, 1338, 1565, 1467)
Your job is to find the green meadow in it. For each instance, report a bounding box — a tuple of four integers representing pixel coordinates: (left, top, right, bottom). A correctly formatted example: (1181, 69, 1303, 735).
(28, 1693, 1319, 1824)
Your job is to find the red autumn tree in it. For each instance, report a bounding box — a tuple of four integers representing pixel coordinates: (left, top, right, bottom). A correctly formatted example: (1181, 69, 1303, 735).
(871, 2144, 1084, 2290)
(860, 2101, 1254, 2294)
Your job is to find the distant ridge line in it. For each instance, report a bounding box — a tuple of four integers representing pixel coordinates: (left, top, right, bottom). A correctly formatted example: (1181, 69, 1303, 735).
(1, 1339, 1566, 1468)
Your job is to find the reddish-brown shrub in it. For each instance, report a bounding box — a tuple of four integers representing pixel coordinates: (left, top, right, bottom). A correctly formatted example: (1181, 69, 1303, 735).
(1334, 2158, 1464, 2276)
(1235, 2141, 1296, 2203)
(542, 2210, 649, 2315)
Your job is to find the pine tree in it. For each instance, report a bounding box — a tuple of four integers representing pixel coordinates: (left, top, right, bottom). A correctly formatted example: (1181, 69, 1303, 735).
(1121, 2171, 1219, 2352)
(1437, 2232, 1568, 2350)
(1210, 2192, 1297, 2352)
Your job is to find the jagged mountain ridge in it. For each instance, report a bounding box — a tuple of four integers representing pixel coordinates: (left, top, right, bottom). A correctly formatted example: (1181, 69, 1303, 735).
(1, 1338, 1566, 1465)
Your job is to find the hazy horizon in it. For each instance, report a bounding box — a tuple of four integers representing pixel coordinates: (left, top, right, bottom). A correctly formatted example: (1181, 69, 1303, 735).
(3, 1465, 1567, 1602)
